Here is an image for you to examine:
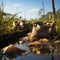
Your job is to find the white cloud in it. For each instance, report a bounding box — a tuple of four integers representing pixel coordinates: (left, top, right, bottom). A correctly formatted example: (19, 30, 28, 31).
(30, 8, 39, 13)
(4, 5, 8, 9)
(13, 3, 21, 7)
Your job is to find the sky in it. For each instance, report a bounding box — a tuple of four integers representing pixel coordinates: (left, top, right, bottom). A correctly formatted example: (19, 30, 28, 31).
(0, 0, 60, 19)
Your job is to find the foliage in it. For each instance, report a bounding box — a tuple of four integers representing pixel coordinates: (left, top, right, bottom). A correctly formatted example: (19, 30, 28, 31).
(38, 9, 60, 22)
(0, 8, 4, 26)
(0, 6, 21, 35)
(38, 8, 60, 35)
(55, 9, 60, 34)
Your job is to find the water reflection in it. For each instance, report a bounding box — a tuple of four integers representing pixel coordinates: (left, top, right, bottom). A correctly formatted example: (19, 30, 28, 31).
(2, 44, 27, 60)
(1, 38, 60, 60)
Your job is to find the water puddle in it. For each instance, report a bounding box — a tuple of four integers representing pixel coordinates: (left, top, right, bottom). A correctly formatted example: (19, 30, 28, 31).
(1, 38, 60, 60)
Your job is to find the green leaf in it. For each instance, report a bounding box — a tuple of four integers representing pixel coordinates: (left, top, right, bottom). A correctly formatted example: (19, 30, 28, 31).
(8, 12, 21, 22)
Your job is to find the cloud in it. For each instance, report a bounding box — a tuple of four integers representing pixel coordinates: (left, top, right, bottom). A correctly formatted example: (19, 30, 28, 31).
(13, 3, 21, 7)
(30, 8, 39, 13)
(4, 5, 8, 9)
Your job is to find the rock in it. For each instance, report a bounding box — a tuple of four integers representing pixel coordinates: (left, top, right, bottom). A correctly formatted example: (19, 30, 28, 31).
(18, 41, 24, 44)
(2, 44, 27, 58)
(30, 37, 39, 42)
(27, 32, 32, 36)
(30, 47, 41, 55)
(23, 36, 39, 42)
(23, 36, 30, 41)
(30, 22, 50, 39)
(29, 41, 41, 47)
(47, 22, 57, 39)
(54, 40, 60, 43)
(39, 38, 49, 44)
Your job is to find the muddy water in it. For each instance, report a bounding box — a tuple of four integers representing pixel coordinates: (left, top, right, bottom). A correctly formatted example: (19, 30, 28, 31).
(2, 38, 60, 60)
(14, 43, 60, 60)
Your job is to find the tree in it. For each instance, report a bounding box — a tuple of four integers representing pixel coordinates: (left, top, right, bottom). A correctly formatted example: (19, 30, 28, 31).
(52, 0, 55, 22)
(46, 12, 52, 21)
